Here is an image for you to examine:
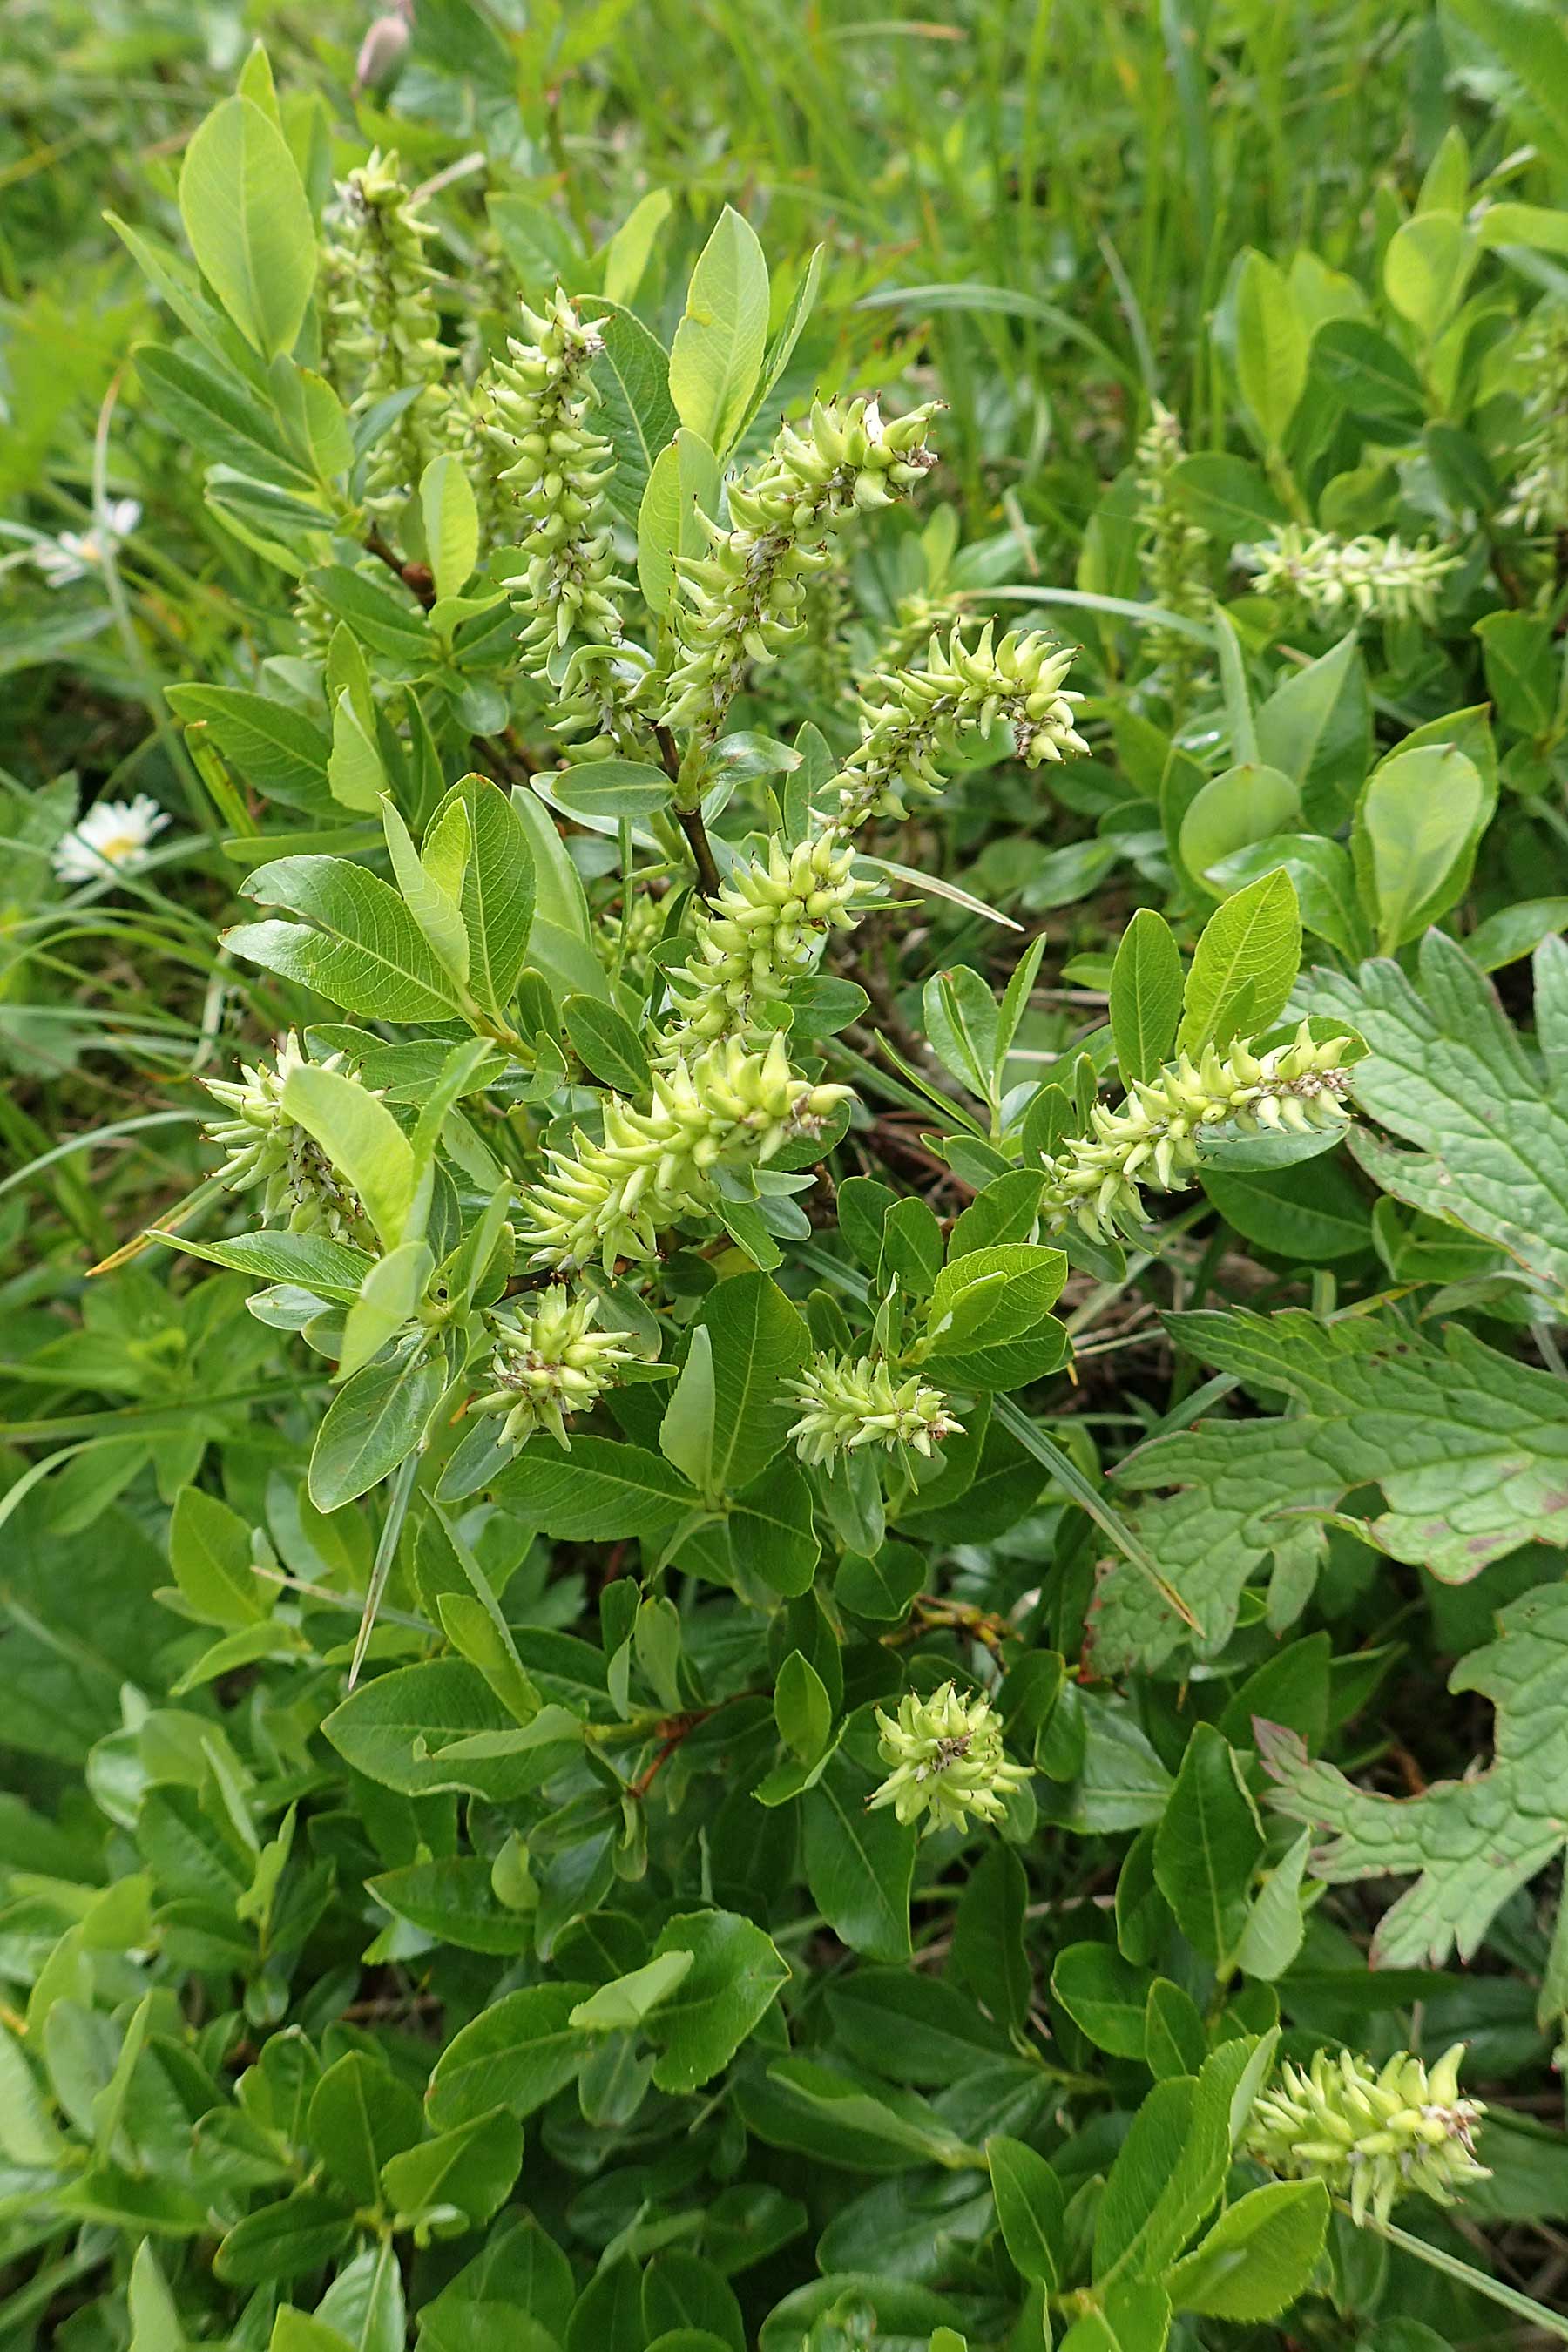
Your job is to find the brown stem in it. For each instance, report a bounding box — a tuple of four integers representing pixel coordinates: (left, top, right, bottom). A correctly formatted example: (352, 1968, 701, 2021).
(500, 725, 541, 776)
(882, 1592, 1014, 1662)
(651, 720, 720, 898)
(652, 722, 683, 781)
(478, 730, 545, 789)
(365, 529, 436, 611)
(629, 1708, 712, 1799)
(626, 1687, 770, 1798)
(673, 801, 721, 899)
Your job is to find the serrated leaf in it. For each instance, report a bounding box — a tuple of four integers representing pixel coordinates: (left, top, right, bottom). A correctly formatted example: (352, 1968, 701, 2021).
(1090, 1307, 1568, 1672)
(1234, 249, 1307, 446)
(1051, 1943, 1152, 2058)
(775, 1650, 831, 1765)
(1254, 632, 1372, 832)
(1352, 743, 1487, 954)
(368, 1857, 535, 1954)
(381, 2109, 522, 2228)
(1231, 1828, 1312, 1981)
(1180, 765, 1301, 892)
(729, 1456, 820, 1596)
(1095, 2038, 1262, 2285)
(1316, 931, 1568, 1304)
(432, 774, 536, 1018)
(582, 296, 680, 525)
(322, 1659, 576, 1799)
(127, 2241, 186, 2352)
(166, 684, 333, 816)
(690, 1272, 811, 1494)
(510, 784, 610, 1003)
(1058, 2281, 1171, 2352)
(638, 428, 720, 613)
(1260, 1580, 1568, 1969)
(215, 2192, 354, 2286)
(308, 1352, 442, 1511)
(306, 2051, 422, 2207)
(328, 693, 385, 815)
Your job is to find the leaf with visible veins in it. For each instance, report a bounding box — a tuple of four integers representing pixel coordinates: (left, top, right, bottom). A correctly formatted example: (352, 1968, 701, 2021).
(1315, 929, 1568, 1303)
(1085, 1308, 1568, 1673)
(1257, 1581, 1568, 1969)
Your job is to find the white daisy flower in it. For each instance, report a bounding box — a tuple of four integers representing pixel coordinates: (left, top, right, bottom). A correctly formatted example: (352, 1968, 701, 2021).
(30, 499, 142, 590)
(53, 794, 171, 888)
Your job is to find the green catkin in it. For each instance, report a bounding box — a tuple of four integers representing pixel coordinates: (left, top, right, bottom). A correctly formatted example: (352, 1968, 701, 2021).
(660, 395, 940, 740)
(1132, 402, 1212, 668)
(868, 1683, 1030, 1835)
(292, 577, 335, 668)
(551, 642, 659, 764)
(799, 560, 855, 707)
(488, 289, 628, 677)
(466, 1286, 635, 1450)
(1501, 303, 1568, 535)
(592, 886, 666, 982)
(1244, 2044, 1488, 2227)
(786, 1349, 961, 1468)
(1040, 1024, 1355, 1240)
(658, 623, 1087, 1058)
(440, 365, 505, 556)
(1241, 524, 1459, 625)
(854, 587, 970, 692)
(324, 152, 447, 515)
(517, 1034, 850, 1273)
(657, 832, 873, 1058)
(831, 621, 1089, 830)
(201, 1034, 376, 1250)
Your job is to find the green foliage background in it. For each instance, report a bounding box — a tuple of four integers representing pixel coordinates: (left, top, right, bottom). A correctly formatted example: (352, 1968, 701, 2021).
(5, 3, 1568, 2348)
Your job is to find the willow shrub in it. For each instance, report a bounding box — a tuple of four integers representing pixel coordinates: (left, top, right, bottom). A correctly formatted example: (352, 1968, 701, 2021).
(10, 39, 1568, 2352)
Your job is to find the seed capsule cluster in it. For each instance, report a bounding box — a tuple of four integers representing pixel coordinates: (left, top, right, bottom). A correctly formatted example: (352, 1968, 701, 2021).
(1132, 402, 1212, 666)
(325, 152, 446, 513)
(1040, 1023, 1355, 1240)
(855, 590, 970, 691)
(833, 623, 1089, 828)
(1244, 2044, 1488, 2227)
(785, 1350, 961, 1467)
(489, 291, 627, 672)
(1242, 524, 1459, 625)
(659, 832, 872, 1057)
(467, 1286, 635, 1450)
(518, 1034, 850, 1273)
(660, 396, 939, 738)
(201, 1034, 376, 1251)
(1501, 303, 1568, 534)
(868, 1682, 1029, 1835)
